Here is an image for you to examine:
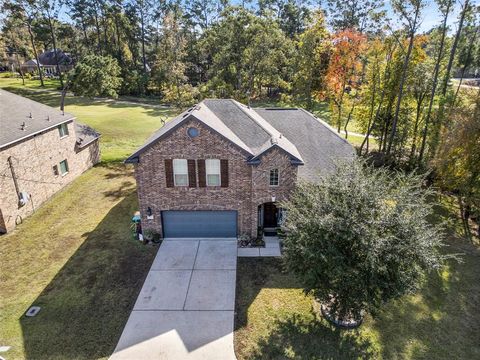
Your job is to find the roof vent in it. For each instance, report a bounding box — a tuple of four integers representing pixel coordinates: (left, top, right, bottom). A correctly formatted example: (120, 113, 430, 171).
(20, 122, 27, 131)
(270, 137, 278, 145)
(29, 112, 33, 118)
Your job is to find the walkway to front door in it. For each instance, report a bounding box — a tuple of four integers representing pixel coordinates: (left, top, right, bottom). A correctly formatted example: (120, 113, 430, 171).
(110, 239, 237, 360)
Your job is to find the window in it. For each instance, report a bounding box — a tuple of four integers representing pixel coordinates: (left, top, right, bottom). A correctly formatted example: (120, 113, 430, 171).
(58, 123, 69, 138)
(173, 159, 188, 186)
(206, 159, 221, 186)
(269, 169, 279, 186)
(59, 159, 69, 175)
(187, 127, 199, 138)
(53, 165, 59, 176)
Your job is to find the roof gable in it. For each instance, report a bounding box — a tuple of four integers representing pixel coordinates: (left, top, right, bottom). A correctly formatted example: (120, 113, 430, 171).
(125, 99, 354, 176)
(125, 105, 254, 163)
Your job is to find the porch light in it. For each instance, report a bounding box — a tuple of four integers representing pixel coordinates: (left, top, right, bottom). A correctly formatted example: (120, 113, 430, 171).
(271, 196, 276, 202)
(146, 207, 152, 217)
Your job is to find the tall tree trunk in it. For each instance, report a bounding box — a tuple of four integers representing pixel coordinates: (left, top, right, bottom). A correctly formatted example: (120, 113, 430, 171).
(15, 51, 25, 85)
(140, 7, 147, 73)
(93, 10, 103, 54)
(418, 0, 452, 162)
(360, 46, 396, 155)
(343, 103, 356, 139)
(409, 95, 425, 161)
(26, 21, 44, 87)
(441, 0, 470, 97)
(386, 4, 420, 155)
(449, 27, 478, 115)
(47, 14, 64, 88)
(428, 0, 471, 160)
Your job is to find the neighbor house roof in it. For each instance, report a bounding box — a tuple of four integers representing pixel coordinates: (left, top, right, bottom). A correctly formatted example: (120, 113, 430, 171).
(38, 49, 72, 66)
(125, 99, 355, 180)
(75, 122, 101, 149)
(0, 89, 78, 149)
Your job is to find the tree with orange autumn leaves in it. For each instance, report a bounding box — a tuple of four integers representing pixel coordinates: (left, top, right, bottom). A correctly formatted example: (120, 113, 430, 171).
(323, 29, 367, 133)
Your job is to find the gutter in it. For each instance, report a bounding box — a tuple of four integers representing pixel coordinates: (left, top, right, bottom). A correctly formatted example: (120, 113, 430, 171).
(0, 117, 76, 150)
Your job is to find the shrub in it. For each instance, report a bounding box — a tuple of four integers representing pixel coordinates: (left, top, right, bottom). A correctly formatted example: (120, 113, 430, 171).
(281, 158, 452, 323)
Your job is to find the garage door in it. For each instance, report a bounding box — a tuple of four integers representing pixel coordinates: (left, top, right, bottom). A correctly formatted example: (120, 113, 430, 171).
(162, 210, 237, 238)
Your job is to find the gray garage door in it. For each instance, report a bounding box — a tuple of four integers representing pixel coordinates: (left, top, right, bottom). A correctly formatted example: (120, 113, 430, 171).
(162, 210, 237, 238)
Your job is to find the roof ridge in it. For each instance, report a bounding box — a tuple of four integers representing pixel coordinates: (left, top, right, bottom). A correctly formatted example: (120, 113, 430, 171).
(229, 99, 274, 138)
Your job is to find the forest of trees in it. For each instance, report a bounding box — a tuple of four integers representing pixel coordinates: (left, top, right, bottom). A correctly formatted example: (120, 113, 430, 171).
(1, 0, 479, 233)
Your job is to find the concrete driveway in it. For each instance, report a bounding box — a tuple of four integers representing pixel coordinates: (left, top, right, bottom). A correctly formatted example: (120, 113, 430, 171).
(110, 239, 237, 360)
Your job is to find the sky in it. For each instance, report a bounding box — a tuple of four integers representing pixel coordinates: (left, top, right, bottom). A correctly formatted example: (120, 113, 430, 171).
(15, 0, 475, 35)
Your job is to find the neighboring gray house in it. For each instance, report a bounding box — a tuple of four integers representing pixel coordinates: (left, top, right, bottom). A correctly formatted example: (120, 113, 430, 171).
(126, 99, 355, 239)
(21, 49, 73, 74)
(0, 89, 100, 233)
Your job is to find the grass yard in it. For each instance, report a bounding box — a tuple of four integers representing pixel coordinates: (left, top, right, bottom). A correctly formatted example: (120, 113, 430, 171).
(234, 196, 480, 359)
(0, 77, 177, 162)
(0, 164, 156, 360)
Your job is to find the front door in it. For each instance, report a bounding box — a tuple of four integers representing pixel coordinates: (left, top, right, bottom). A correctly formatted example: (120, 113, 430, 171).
(263, 202, 278, 227)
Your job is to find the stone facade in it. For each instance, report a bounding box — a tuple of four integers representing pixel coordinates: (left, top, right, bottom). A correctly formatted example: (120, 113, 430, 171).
(0, 120, 100, 233)
(134, 118, 298, 238)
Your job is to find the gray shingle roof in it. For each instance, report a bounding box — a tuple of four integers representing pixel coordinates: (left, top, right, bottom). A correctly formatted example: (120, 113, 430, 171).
(0, 89, 76, 149)
(255, 108, 355, 181)
(125, 99, 355, 181)
(75, 122, 101, 149)
(203, 99, 271, 153)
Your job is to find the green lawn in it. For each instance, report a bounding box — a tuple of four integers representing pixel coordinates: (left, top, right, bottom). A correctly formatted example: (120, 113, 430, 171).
(234, 196, 480, 359)
(0, 164, 156, 360)
(0, 77, 177, 162)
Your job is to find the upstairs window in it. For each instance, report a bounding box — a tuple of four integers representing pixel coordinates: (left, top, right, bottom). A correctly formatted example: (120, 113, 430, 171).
(269, 169, 279, 186)
(206, 159, 221, 186)
(58, 123, 69, 138)
(173, 159, 188, 186)
(59, 159, 69, 175)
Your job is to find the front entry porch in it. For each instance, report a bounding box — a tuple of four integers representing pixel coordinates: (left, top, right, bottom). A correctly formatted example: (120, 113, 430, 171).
(258, 202, 284, 236)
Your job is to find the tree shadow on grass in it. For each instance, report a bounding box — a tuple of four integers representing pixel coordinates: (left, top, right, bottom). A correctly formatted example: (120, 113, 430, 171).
(235, 258, 375, 359)
(251, 314, 375, 360)
(19, 191, 156, 360)
(370, 195, 480, 359)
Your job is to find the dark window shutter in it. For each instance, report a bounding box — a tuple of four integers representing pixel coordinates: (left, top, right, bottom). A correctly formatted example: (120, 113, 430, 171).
(165, 159, 174, 187)
(221, 159, 229, 187)
(188, 159, 197, 187)
(197, 159, 206, 187)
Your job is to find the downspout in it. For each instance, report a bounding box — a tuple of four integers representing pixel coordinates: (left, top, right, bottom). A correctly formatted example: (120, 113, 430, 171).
(7, 156, 21, 200)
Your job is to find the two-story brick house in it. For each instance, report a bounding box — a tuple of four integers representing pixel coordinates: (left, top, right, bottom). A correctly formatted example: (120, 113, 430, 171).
(0, 89, 100, 233)
(126, 99, 354, 239)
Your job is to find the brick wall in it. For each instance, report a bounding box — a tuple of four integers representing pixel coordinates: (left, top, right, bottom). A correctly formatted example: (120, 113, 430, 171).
(134, 118, 298, 238)
(0, 120, 100, 233)
(250, 147, 298, 231)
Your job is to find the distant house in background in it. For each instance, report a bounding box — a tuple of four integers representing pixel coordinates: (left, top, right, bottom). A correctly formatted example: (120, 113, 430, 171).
(21, 49, 74, 74)
(0, 89, 100, 233)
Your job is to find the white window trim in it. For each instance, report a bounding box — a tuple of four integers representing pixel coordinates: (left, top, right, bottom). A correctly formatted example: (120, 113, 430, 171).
(206, 159, 221, 186)
(60, 159, 69, 176)
(173, 159, 189, 187)
(269, 168, 279, 187)
(58, 123, 69, 139)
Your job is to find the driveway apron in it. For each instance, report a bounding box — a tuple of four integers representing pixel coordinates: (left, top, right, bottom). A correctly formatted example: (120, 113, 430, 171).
(110, 239, 237, 360)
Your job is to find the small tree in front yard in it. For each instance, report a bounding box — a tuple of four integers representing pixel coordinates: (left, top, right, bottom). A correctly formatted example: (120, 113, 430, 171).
(281, 158, 451, 325)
